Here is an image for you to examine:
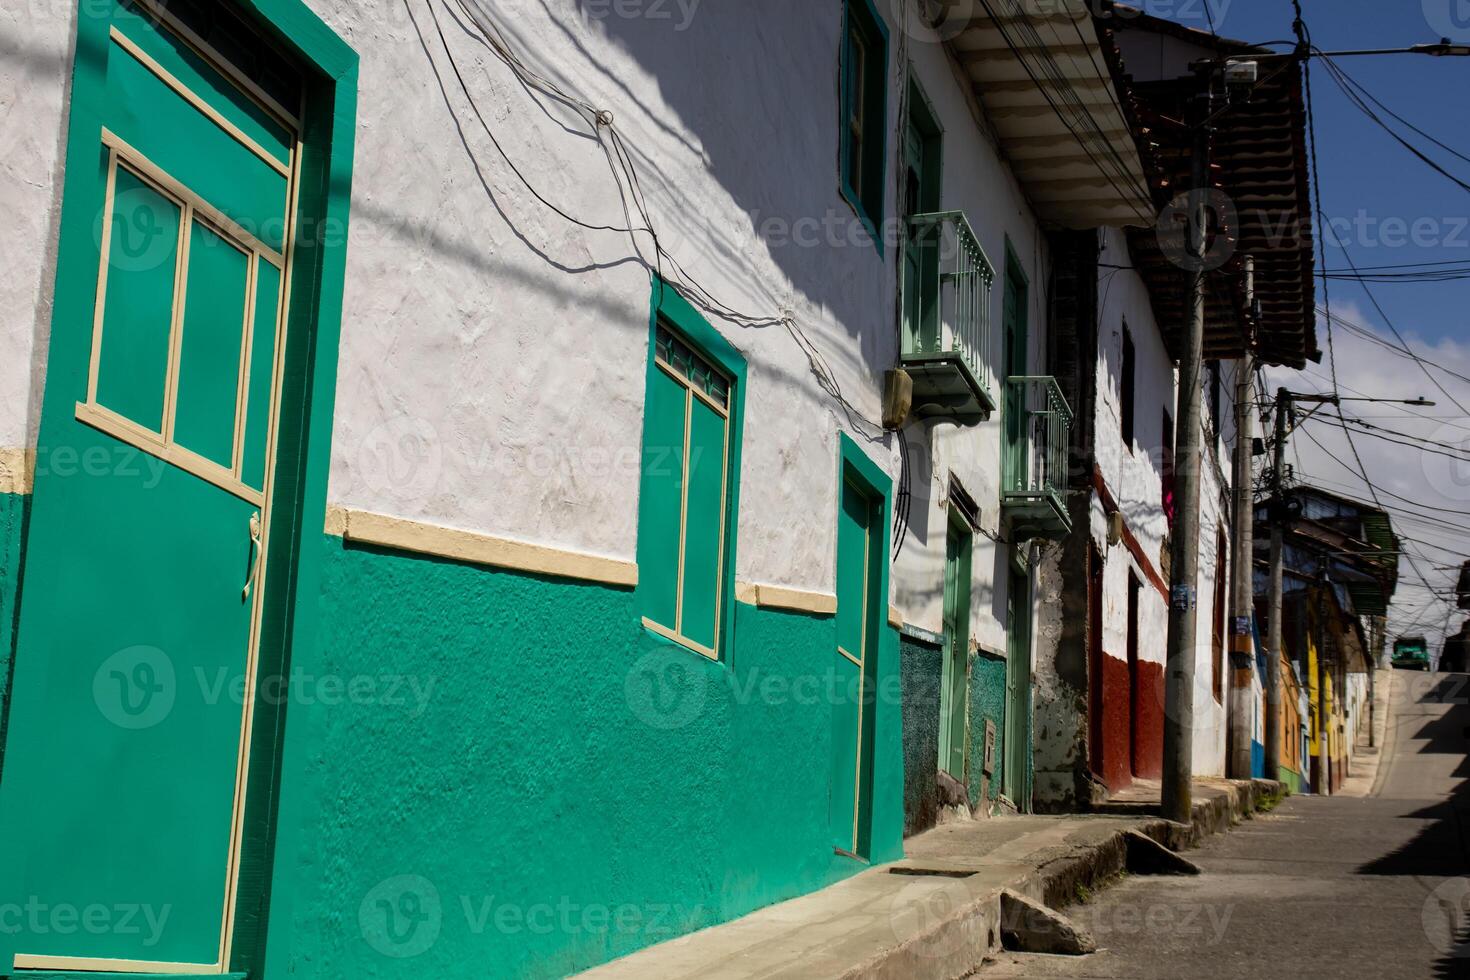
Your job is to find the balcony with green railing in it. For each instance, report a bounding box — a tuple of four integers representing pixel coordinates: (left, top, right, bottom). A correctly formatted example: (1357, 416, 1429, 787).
(900, 210, 996, 426)
(1001, 375, 1073, 541)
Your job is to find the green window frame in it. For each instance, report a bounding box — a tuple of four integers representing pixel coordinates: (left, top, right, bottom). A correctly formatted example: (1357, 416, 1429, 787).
(839, 0, 890, 252)
(637, 279, 746, 661)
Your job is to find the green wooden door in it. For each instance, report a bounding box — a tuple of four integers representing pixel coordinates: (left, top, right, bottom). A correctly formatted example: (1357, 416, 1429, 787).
(1003, 557, 1033, 808)
(0, 2, 299, 970)
(830, 477, 878, 857)
(938, 517, 971, 778)
(1002, 263, 1028, 491)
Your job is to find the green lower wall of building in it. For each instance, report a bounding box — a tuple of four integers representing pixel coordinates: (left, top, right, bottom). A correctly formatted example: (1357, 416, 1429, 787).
(899, 632, 942, 836)
(269, 534, 904, 978)
(0, 491, 28, 758)
(967, 653, 1008, 808)
(1278, 765, 1305, 795)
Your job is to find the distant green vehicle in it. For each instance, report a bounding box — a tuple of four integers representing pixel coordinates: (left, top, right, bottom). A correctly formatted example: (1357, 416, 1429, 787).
(1393, 635, 1431, 671)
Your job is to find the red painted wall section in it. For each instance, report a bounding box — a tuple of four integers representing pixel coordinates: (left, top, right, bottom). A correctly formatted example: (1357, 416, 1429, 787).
(1098, 651, 1133, 792)
(1133, 659, 1166, 780)
(1099, 654, 1166, 791)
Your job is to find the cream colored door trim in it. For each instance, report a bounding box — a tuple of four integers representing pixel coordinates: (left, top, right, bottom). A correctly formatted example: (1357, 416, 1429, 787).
(12, 953, 218, 974)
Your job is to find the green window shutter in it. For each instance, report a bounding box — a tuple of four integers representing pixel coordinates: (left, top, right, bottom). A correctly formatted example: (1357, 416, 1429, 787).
(641, 364, 688, 633)
(638, 303, 739, 660)
(679, 397, 727, 650)
(837, 0, 889, 248)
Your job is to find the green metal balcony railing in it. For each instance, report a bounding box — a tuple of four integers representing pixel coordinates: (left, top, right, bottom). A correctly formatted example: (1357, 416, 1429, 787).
(900, 210, 996, 424)
(1002, 376, 1073, 539)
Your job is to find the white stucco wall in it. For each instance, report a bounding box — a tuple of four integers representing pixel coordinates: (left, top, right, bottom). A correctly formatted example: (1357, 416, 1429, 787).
(1095, 229, 1173, 679)
(889, 22, 1051, 653)
(1192, 358, 1240, 777)
(1, 0, 75, 452)
(305, 0, 910, 591)
(1093, 230, 1238, 780)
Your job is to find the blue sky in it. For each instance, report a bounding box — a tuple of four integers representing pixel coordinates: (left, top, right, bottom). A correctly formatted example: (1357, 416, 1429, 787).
(1144, 1, 1470, 647)
(1157, 0, 1470, 346)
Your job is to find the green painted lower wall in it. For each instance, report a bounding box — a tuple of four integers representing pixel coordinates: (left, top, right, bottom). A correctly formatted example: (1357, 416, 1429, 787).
(0, 491, 28, 760)
(967, 653, 1008, 809)
(1278, 766, 1305, 795)
(267, 534, 904, 978)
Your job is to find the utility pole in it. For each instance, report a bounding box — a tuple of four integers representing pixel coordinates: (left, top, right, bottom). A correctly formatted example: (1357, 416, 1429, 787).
(1227, 257, 1257, 781)
(1162, 85, 1212, 826)
(1265, 388, 1288, 782)
(1313, 583, 1328, 795)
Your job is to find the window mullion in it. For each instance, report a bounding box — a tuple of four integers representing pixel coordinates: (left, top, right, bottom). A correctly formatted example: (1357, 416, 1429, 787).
(674, 383, 693, 636)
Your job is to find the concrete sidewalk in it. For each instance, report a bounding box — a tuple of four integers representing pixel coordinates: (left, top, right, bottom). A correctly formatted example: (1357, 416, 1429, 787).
(1341, 667, 1394, 798)
(579, 779, 1283, 980)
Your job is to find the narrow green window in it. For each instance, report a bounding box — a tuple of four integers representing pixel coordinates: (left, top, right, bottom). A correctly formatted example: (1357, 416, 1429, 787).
(839, 0, 890, 248)
(639, 320, 735, 660)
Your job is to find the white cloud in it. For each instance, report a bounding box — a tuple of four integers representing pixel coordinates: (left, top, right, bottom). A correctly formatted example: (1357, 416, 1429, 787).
(1264, 301, 1470, 655)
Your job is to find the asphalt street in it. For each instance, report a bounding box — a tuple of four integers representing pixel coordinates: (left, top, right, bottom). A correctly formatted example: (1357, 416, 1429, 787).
(985, 671, 1470, 979)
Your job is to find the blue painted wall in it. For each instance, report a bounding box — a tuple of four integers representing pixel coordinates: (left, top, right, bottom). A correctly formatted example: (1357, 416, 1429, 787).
(267, 534, 905, 978)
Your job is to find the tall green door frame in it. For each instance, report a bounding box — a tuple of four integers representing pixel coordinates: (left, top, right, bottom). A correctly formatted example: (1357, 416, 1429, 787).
(1003, 552, 1033, 810)
(0, 1, 357, 975)
(829, 434, 894, 860)
(938, 513, 972, 780)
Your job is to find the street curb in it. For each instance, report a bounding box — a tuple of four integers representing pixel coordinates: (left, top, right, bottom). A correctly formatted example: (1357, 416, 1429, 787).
(1369, 668, 1397, 798)
(837, 780, 1284, 980)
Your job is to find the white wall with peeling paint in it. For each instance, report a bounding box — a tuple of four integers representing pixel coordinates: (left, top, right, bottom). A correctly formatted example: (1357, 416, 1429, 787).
(0, 0, 75, 453)
(302, 0, 916, 591)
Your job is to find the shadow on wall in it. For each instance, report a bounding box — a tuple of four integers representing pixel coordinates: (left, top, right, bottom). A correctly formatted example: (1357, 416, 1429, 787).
(371, 0, 896, 428)
(562, 0, 893, 385)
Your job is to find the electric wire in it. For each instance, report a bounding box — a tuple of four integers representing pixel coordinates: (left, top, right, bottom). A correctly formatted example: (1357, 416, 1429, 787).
(1290, 7, 1454, 633)
(428, 0, 889, 438)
